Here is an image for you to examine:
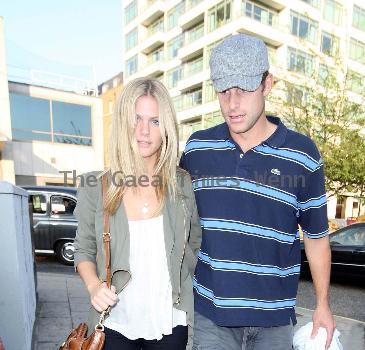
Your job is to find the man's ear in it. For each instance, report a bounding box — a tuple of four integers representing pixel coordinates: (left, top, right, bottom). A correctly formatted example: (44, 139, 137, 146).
(262, 73, 273, 97)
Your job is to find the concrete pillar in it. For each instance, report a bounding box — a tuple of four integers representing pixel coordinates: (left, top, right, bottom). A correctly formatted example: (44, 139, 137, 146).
(0, 17, 15, 183)
(344, 196, 354, 219)
(327, 195, 337, 220)
(0, 182, 36, 350)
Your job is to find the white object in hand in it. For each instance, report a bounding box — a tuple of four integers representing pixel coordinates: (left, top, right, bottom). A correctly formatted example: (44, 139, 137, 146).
(293, 322, 343, 350)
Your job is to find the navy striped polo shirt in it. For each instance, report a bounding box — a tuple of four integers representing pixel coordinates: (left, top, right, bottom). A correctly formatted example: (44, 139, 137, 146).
(180, 116, 329, 327)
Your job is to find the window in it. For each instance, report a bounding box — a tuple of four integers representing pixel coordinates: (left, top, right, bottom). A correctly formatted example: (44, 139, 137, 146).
(330, 226, 365, 246)
(10, 94, 52, 142)
(288, 47, 315, 76)
(268, 46, 277, 66)
(204, 81, 217, 102)
(346, 70, 364, 94)
(167, 2, 185, 30)
(125, 28, 138, 51)
(148, 46, 164, 64)
(208, 0, 232, 32)
(350, 38, 365, 64)
(148, 16, 164, 36)
(204, 111, 223, 128)
(9, 93, 92, 145)
(323, 0, 342, 26)
(184, 88, 202, 109)
(184, 56, 203, 78)
(286, 83, 305, 105)
(318, 64, 335, 85)
(29, 194, 47, 214)
(51, 196, 76, 216)
(205, 39, 224, 68)
(166, 67, 182, 88)
(321, 31, 339, 56)
(291, 11, 318, 44)
(353, 5, 365, 32)
(126, 55, 138, 77)
(300, 0, 320, 8)
(242, 1, 277, 27)
(180, 118, 203, 141)
(185, 22, 204, 44)
(52, 101, 92, 146)
(125, 0, 137, 24)
(186, 0, 203, 11)
(166, 34, 184, 59)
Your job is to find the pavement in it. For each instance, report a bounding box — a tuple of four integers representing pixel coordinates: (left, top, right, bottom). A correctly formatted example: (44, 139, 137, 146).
(34, 270, 365, 350)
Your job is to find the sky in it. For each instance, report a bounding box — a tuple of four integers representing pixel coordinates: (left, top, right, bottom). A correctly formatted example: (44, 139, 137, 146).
(0, 0, 123, 86)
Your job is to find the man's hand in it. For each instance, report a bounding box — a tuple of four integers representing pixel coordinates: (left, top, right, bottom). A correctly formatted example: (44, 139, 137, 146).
(311, 304, 336, 349)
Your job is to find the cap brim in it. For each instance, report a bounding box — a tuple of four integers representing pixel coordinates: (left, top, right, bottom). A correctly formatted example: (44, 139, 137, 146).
(212, 74, 263, 92)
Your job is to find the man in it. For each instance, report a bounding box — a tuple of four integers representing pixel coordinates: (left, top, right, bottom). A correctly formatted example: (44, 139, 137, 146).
(180, 34, 335, 350)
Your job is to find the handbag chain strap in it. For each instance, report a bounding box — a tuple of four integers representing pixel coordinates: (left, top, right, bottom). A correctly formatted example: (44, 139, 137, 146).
(95, 174, 111, 331)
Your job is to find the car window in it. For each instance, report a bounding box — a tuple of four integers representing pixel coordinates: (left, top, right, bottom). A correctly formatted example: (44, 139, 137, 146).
(330, 226, 365, 246)
(51, 196, 76, 216)
(29, 194, 47, 214)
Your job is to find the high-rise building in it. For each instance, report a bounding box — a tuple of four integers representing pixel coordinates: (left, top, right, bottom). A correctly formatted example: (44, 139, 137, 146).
(122, 0, 365, 220)
(122, 0, 364, 137)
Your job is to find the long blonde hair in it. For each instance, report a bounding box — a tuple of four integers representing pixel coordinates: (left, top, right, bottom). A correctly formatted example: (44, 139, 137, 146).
(104, 77, 179, 214)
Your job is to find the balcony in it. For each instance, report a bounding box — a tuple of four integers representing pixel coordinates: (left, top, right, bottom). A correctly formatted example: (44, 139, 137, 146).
(257, 0, 286, 11)
(177, 56, 207, 91)
(179, 22, 205, 61)
(139, 0, 165, 26)
(141, 49, 165, 76)
(179, 0, 205, 30)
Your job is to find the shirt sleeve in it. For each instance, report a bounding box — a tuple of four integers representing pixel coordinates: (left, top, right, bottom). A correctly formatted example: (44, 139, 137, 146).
(297, 145, 329, 239)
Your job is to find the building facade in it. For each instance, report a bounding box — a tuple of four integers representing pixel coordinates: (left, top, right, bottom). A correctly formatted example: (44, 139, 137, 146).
(98, 72, 124, 168)
(122, 0, 365, 219)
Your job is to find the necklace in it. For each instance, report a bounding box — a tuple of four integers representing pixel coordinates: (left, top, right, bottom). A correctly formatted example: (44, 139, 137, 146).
(142, 202, 149, 214)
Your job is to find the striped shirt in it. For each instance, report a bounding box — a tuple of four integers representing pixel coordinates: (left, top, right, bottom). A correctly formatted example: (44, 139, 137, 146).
(180, 116, 328, 327)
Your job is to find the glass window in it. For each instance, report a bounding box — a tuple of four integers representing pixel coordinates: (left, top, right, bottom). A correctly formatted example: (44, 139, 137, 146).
(330, 226, 365, 246)
(29, 194, 47, 214)
(204, 110, 223, 128)
(52, 101, 91, 140)
(321, 31, 339, 56)
(242, 1, 277, 27)
(125, 0, 137, 24)
(291, 11, 318, 44)
(204, 80, 217, 102)
(148, 16, 164, 36)
(318, 64, 335, 85)
(10, 93, 52, 142)
(180, 118, 203, 141)
(184, 56, 203, 78)
(148, 46, 164, 64)
(185, 22, 204, 44)
(166, 67, 182, 88)
(323, 0, 342, 26)
(167, 2, 185, 30)
(183, 88, 202, 109)
(166, 34, 184, 59)
(350, 38, 365, 64)
(51, 196, 76, 216)
(300, 0, 320, 8)
(126, 55, 138, 77)
(346, 70, 364, 94)
(288, 47, 315, 76)
(286, 83, 304, 105)
(208, 0, 232, 32)
(353, 5, 365, 32)
(125, 28, 138, 51)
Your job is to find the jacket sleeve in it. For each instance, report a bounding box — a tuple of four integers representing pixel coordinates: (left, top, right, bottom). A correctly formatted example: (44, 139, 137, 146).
(184, 172, 202, 258)
(73, 173, 99, 271)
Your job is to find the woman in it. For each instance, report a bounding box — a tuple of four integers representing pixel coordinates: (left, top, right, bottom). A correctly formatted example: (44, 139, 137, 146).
(73, 77, 202, 350)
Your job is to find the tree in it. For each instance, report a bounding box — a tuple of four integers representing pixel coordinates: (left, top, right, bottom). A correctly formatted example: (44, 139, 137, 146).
(271, 57, 365, 198)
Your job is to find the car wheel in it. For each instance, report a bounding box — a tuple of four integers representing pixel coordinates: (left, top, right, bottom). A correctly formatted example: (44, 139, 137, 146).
(55, 241, 75, 266)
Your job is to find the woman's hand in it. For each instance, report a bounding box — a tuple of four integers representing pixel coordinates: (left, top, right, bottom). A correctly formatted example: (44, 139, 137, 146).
(88, 282, 119, 312)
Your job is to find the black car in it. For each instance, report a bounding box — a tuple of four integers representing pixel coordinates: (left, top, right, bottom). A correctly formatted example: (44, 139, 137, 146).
(301, 223, 365, 279)
(23, 185, 78, 265)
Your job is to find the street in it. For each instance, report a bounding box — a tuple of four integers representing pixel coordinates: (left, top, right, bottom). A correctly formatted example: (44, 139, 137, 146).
(36, 256, 365, 322)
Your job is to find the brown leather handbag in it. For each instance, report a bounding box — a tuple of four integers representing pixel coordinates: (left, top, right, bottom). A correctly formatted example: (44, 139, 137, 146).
(59, 175, 111, 350)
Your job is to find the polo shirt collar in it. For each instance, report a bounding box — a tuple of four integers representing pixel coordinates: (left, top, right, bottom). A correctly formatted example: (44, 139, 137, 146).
(214, 115, 287, 148)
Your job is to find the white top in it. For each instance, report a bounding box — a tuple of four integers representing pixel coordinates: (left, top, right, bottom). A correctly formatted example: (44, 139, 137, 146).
(104, 215, 187, 340)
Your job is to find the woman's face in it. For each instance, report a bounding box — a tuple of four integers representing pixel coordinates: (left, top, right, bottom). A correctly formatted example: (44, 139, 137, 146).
(134, 95, 163, 164)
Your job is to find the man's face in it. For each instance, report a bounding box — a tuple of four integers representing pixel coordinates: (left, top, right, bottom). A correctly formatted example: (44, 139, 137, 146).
(217, 75, 272, 136)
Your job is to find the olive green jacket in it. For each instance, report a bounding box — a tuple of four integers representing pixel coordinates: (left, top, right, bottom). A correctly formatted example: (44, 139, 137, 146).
(73, 168, 202, 349)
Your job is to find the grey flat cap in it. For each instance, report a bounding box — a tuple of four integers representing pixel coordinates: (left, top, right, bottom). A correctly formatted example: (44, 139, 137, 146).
(210, 34, 269, 92)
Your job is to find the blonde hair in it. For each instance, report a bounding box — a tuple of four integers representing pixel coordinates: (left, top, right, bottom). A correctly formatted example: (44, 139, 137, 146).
(104, 77, 179, 214)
